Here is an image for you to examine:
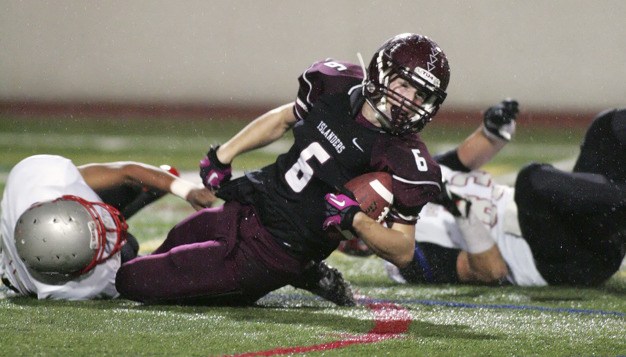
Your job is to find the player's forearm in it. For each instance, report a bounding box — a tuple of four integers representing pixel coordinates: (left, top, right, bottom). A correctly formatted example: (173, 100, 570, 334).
(466, 247, 509, 283)
(121, 163, 179, 190)
(456, 127, 507, 170)
(119, 164, 216, 209)
(120, 164, 216, 207)
(80, 162, 172, 191)
(82, 162, 200, 200)
(352, 213, 415, 267)
(217, 103, 296, 164)
(456, 249, 509, 284)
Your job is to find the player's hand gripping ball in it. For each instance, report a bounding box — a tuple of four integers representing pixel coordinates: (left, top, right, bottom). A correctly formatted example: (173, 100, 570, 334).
(344, 171, 394, 223)
(323, 172, 394, 240)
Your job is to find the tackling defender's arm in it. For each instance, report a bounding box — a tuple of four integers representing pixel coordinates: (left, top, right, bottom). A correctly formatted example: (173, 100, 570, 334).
(456, 248, 509, 284)
(450, 194, 509, 284)
(78, 162, 216, 210)
(455, 127, 509, 170)
(438, 99, 519, 171)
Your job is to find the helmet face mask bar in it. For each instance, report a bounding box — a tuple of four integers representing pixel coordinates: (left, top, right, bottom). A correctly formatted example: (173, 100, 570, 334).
(363, 33, 450, 135)
(14, 195, 128, 280)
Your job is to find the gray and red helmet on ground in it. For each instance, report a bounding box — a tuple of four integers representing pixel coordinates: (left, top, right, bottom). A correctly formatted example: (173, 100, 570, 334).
(363, 33, 451, 135)
(14, 195, 128, 280)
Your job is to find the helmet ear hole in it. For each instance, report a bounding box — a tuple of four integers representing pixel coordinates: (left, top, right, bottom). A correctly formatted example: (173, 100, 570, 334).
(365, 82, 378, 96)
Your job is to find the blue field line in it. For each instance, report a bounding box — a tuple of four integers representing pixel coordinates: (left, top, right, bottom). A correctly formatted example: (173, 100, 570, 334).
(357, 296, 626, 317)
(261, 293, 625, 317)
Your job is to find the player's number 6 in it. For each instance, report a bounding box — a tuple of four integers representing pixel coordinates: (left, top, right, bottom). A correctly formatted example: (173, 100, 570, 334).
(285, 142, 331, 193)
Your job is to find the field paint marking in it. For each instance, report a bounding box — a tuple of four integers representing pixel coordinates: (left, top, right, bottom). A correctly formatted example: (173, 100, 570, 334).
(226, 300, 411, 356)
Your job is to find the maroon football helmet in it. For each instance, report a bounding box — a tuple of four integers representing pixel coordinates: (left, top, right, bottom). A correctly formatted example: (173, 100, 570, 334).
(363, 33, 450, 135)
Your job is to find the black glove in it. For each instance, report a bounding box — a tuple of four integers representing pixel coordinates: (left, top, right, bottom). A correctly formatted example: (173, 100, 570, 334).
(199, 146, 232, 190)
(435, 181, 471, 218)
(483, 99, 519, 142)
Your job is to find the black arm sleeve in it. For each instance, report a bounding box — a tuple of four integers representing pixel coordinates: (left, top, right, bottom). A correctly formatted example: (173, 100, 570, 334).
(96, 185, 165, 219)
(399, 242, 461, 284)
(434, 149, 471, 172)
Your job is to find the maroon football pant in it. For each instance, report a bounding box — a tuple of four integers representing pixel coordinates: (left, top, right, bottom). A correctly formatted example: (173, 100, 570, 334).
(115, 201, 305, 305)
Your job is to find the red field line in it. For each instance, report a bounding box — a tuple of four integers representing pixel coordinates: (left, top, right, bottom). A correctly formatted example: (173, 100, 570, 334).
(226, 301, 412, 357)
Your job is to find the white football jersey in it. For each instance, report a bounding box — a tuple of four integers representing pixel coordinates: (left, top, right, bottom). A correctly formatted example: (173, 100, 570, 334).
(415, 166, 548, 286)
(0, 155, 120, 300)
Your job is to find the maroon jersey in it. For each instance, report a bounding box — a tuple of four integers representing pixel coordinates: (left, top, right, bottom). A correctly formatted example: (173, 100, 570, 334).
(245, 59, 442, 260)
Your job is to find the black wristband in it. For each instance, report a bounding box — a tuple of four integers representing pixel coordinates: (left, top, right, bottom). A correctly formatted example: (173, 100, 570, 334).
(434, 149, 471, 172)
(341, 205, 363, 232)
(207, 146, 230, 169)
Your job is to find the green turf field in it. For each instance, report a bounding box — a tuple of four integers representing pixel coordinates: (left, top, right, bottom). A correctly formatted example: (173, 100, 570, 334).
(1, 115, 624, 356)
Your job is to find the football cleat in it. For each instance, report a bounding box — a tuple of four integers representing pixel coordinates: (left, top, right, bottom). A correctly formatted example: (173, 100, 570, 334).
(295, 261, 356, 306)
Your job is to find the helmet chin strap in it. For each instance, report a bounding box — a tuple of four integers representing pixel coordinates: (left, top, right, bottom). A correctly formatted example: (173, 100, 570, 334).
(364, 96, 394, 132)
(356, 52, 367, 84)
(358, 51, 389, 130)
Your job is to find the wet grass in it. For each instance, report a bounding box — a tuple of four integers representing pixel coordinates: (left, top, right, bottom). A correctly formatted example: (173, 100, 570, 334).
(2, 248, 624, 356)
(1, 115, 623, 356)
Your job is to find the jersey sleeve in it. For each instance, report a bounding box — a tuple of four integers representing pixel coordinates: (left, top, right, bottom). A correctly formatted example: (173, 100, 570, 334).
(293, 59, 364, 121)
(434, 148, 471, 172)
(399, 242, 461, 283)
(371, 135, 442, 225)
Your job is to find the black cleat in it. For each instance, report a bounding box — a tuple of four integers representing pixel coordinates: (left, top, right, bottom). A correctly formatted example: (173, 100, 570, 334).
(295, 261, 356, 306)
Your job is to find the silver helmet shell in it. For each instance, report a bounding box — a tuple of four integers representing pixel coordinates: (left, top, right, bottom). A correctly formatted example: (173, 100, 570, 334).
(14, 195, 127, 277)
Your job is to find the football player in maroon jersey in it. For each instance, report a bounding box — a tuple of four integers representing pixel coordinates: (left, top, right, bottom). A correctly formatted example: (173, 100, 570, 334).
(116, 33, 451, 306)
